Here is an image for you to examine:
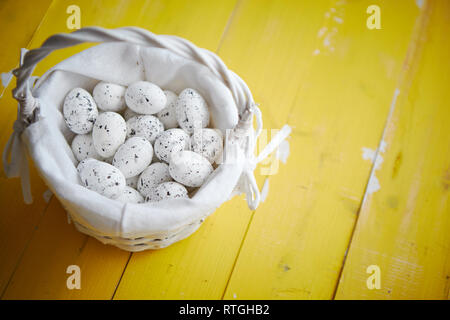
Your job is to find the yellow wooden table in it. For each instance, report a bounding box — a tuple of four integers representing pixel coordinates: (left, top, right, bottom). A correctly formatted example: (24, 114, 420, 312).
(0, 0, 448, 300)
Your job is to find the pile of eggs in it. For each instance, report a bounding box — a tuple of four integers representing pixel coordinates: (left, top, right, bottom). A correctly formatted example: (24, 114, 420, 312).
(64, 81, 223, 204)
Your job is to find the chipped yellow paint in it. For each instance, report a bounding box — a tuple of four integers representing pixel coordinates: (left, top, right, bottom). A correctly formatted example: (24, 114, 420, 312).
(223, 0, 421, 299)
(335, 0, 450, 300)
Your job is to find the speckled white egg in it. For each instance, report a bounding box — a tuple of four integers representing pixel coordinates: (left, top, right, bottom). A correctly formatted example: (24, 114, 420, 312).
(123, 107, 140, 121)
(63, 88, 98, 134)
(125, 81, 166, 114)
(175, 88, 210, 134)
(76, 158, 96, 173)
(116, 186, 144, 203)
(192, 128, 223, 164)
(145, 181, 188, 202)
(126, 175, 139, 189)
(78, 159, 125, 199)
(71, 134, 103, 162)
(154, 128, 191, 163)
(156, 90, 178, 129)
(92, 112, 127, 157)
(137, 162, 172, 197)
(169, 150, 213, 187)
(112, 137, 153, 178)
(126, 115, 164, 143)
(93, 82, 126, 112)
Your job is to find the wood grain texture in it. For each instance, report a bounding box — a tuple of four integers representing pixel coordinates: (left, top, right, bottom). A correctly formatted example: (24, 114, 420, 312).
(223, 0, 421, 299)
(113, 0, 330, 300)
(1, 0, 239, 299)
(335, 0, 450, 300)
(0, 0, 52, 296)
(2, 200, 129, 299)
(0, 0, 52, 76)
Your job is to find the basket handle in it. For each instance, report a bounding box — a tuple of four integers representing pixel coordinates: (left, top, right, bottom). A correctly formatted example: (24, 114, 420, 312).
(12, 26, 255, 123)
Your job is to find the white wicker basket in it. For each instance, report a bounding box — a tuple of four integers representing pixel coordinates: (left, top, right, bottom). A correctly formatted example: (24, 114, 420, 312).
(3, 27, 290, 251)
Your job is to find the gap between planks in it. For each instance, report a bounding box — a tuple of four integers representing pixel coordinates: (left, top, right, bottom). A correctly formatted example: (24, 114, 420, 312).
(330, 0, 434, 300)
(219, 0, 336, 299)
(221, 206, 256, 299)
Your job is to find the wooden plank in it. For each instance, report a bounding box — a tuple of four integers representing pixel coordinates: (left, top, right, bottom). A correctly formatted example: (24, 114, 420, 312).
(0, 0, 52, 296)
(0, 0, 52, 77)
(335, 0, 450, 300)
(113, 0, 330, 299)
(28, 0, 240, 76)
(2, 199, 129, 299)
(223, 0, 421, 299)
(1, 0, 239, 299)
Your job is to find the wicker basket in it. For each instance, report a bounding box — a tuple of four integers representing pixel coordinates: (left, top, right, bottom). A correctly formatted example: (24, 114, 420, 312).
(3, 27, 290, 251)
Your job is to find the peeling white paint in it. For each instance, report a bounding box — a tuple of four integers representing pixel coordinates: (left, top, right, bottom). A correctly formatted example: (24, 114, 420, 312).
(361, 88, 400, 196)
(233, 293, 237, 299)
(379, 140, 387, 153)
(367, 174, 381, 194)
(277, 140, 290, 164)
(415, 0, 424, 9)
(362, 146, 384, 170)
(333, 16, 343, 24)
(317, 27, 327, 38)
(313, 49, 320, 56)
(362, 147, 376, 161)
(361, 143, 385, 195)
(374, 152, 384, 170)
(317, 8, 344, 54)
